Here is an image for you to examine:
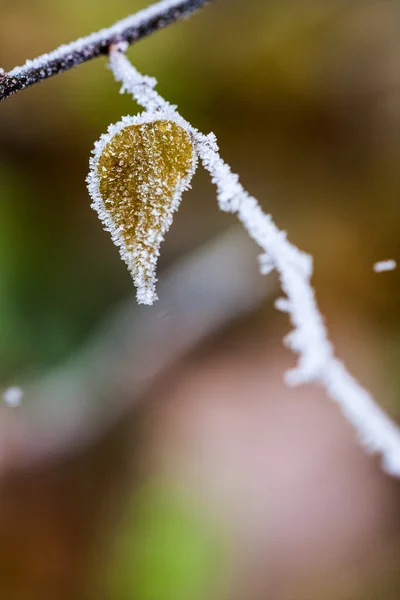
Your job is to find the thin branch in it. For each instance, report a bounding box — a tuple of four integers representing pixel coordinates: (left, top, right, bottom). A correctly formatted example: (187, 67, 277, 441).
(106, 46, 400, 477)
(0, 0, 216, 102)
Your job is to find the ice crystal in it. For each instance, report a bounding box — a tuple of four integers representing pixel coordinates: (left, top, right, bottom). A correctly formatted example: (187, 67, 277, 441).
(3, 386, 23, 407)
(87, 112, 197, 304)
(373, 259, 397, 273)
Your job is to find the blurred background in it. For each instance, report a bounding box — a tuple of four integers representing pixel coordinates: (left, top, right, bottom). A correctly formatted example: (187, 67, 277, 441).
(1, 0, 400, 598)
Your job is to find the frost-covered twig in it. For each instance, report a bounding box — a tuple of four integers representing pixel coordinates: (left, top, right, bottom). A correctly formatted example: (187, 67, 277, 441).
(107, 46, 400, 476)
(0, 0, 215, 102)
(196, 135, 400, 476)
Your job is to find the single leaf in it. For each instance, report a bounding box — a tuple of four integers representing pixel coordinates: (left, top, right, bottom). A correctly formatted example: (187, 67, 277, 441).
(87, 112, 197, 304)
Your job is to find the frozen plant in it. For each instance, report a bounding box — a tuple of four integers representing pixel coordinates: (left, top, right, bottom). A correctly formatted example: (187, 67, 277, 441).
(2, 0, 400, 478)
(85, 45, 400, 477)
(87, 110, 198, 304)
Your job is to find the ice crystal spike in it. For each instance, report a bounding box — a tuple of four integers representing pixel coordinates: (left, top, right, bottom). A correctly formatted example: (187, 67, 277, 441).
(87, 112, 197, 304)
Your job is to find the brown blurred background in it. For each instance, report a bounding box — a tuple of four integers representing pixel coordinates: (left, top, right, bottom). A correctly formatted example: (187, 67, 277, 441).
(1, 0, 400, 598)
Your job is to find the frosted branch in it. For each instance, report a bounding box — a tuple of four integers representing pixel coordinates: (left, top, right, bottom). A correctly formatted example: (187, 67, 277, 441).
(108, 47, 400, 477)
(109, 41, 171, 112)
(0, 0, 216, 102)
(196, 134, 400, 475)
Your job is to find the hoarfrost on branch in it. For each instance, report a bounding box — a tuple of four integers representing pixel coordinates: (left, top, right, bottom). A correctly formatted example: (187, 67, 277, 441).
(93, 45, 400, 477)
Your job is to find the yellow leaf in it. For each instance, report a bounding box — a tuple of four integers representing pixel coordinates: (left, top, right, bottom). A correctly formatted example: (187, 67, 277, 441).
(87, 113, 197, 304)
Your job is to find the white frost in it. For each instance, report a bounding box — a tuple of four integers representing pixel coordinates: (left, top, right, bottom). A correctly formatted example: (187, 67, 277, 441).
(3, 386, 23, 407)
(9, 0, 202, 78)
(373, 260, 397, 273)
(194, 130, 400, 474)
(104, 47, 400, 476)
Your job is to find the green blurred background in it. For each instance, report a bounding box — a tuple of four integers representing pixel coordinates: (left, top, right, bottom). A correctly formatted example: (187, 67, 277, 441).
(1, 1, 400, 599)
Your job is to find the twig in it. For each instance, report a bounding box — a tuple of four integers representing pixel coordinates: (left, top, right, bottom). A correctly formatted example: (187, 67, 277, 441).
(106, 46, 400, 477)
(0, 0, 216, 102)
